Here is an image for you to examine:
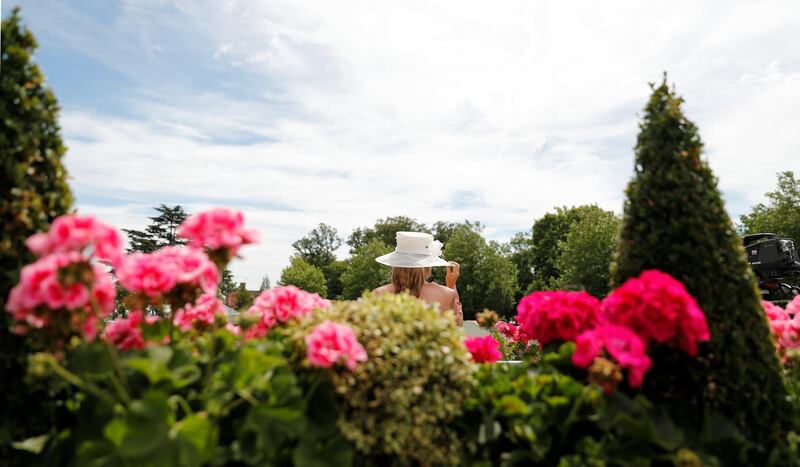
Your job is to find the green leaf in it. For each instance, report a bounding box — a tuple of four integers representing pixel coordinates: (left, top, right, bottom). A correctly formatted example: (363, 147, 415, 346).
(114, 391, 172, 458)
(292, 433, 354, 467)
(71, 341, 113, 376)
(174, 412, 216, 467)
(11, 434, 49, 453)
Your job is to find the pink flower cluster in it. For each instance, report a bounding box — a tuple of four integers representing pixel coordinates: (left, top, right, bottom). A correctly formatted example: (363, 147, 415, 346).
(245, 286, 331, 339)
(602, 270, 710, 356)
(494, 321, 532, 344)
(116, 246, 219, 297)
(305, 320, 367, 371)
(513, 269, 710, 391)
(174, 294, 226, 332)
(104, 310, 160, 351)
(6, 251, 115, 340)
(572, 324, 652, 388)
(26, 214, 123, 264)
(177, 208, 259, 256)
(464, 335, 503, 363)
(516, 291, 600, 345)
(763, 300, 800, 356)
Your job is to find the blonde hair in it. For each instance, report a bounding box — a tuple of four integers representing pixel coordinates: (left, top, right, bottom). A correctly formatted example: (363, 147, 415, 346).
(392, 267, 431, 298)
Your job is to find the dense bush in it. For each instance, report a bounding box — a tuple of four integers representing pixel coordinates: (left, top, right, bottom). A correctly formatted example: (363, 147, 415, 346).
(612, 78, 789, 448)
(0, 9, 74, 465)
(287, 292, 475, 466)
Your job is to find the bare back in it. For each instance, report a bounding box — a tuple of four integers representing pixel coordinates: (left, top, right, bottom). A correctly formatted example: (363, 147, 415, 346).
(373, 282, 464, 326)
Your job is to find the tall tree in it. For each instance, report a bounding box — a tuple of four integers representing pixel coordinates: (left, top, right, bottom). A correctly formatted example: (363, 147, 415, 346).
(322, 259, 349, 300)
(279, 256, 328, 296)
(0, 9, 74, 464)
(123, 204, 188, 253)
(259, 274, 271, 292)
(218, 268, 236, 297)
(291, 223, 342, 268)
(555, 208, 620, 297)
(233, 282, 254, 310)
(507, 231, 536, 300)
(739, 171, 800, 242)
(528, 205, 608, 291)
(347, 216, 429, 253)
(612, 79, 788, 449)
(431, 220, 483, 245)
(341, 240, 392, 299)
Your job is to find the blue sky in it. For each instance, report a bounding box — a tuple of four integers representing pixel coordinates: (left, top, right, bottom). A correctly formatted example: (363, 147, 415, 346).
(3, 0, 800, 287)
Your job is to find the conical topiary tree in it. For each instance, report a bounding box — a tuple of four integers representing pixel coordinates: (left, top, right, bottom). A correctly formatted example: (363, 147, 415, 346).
(612, 78, 788, 448)
(1, 8, 73, 464)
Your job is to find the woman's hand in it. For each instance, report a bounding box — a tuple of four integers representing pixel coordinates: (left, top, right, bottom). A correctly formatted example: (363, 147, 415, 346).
(446, 261, 460, 290)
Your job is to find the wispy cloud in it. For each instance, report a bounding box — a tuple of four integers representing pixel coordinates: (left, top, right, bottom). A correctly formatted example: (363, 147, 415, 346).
(6, 0, 800, 286)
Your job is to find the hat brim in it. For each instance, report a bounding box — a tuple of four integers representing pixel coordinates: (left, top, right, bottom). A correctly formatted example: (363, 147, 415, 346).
(375, 252, 449, 268)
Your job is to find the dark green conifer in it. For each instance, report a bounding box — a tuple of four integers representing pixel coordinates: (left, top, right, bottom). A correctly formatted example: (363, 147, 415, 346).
(1, 8, 73, 464)
(612, 77, 788, 448)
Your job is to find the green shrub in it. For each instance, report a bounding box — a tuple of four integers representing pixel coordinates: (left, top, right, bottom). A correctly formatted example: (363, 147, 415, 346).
(0, 9, 73, 465)
(289, 292, 475, 466)
(340, 240, 391, 299)
(611, 78, 789, 447)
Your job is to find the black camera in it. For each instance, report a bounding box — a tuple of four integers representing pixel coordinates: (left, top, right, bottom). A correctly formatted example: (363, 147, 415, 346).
(743, 233, 800, 300)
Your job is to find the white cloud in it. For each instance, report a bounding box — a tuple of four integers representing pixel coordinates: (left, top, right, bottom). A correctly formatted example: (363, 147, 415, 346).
(21, 0, 800, 287)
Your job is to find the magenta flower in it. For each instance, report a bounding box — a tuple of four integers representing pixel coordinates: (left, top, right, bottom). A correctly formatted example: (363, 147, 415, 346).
(156, 246, 219, 294)
(245, 286, 330, 339)
(572, 324, 652, 388)
(26, 214, 123, 265)
(494, 321, 517, 339)
(177, 208, 259, 256)
(787, 296, 800, 317)
(763, 300, 800, 355)
(173, 294, 226, 332)
(516, 290, 600, 345)
(602, 270, 710, 356)
(464, 335, 503, 363)
(305, 321, 367, 371)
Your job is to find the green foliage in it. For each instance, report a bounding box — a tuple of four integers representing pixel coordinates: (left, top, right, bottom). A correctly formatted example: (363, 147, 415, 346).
(233, 282, 254, 310)
(24, 328, 351, 467)
(123, 204, 188, 253)
(739, 171, 800, 242)
(322, 260, 349, 300)
(555, 208, 620, 297)
(292, 223, 343, 269)
(288, 293, 476, 466)
(340, 240, 391, 299)
(346, 215, 429, 253)
(432, 220, 483, 245)
(440, 225, 519, 319)
(0, 9, 74, 465)
(528, 205, 610, 292)
(279, 256, 328, 296)
(612, 78, 789, 448)
(507, 232, 536, 301)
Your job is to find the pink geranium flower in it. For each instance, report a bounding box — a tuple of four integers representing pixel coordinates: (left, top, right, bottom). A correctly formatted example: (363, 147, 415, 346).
(763, 300, 800, 355)
(156, 246, 219, 294)
(464, 335, 503, 363)
(105, 311, 147, 351)
(26, 214, 123, 264)
(5, 252, 115, 340)
(116, 252, 177, 297)
(516, 291, 600, 345)
(173, 294, 226, 332)
(787, 295, 800, 317)
(602, 270, 710, 356)
(572, 324, 652, 388)
(116, 247, 219, 298)
(177, 208, 259, 256)
(305, 321, 367, 371)
(245, 286, 330, 339)
(494, 321, 517, 339)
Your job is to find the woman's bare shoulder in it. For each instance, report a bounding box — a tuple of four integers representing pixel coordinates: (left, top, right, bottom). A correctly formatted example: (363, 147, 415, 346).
(424, 282, 456, 296)
(372, 284, 394, 295)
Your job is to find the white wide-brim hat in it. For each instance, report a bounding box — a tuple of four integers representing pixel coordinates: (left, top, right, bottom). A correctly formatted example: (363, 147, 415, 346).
(375, 231, 450, 268)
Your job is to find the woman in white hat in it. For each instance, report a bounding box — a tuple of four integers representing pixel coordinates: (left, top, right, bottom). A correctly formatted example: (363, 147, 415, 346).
(372, 232, 463, 326)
